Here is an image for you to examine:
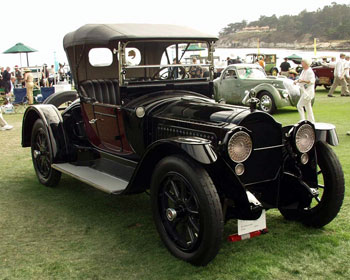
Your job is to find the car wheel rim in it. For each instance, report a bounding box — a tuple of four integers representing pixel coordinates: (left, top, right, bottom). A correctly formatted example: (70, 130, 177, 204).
(33, 129, 51, 179)
(260, 95, 272, 112)
(158, 172, 201, 252)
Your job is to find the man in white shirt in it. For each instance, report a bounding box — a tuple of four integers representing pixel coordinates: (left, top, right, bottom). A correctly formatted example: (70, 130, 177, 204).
(328, 53, 349, 97)
(344, 55, 350, 93)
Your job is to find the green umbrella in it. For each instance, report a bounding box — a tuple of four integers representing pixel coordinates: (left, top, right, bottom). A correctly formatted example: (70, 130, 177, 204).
(3, 42, 38, 66)
(286, 54, 302, 64)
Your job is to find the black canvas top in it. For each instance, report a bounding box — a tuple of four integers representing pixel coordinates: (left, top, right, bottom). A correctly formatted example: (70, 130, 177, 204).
(63, 24, 218, 48)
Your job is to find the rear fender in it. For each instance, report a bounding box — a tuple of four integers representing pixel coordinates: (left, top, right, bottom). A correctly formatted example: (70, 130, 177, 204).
(22, 104, 69, 162)
(254, 83, 289, 107)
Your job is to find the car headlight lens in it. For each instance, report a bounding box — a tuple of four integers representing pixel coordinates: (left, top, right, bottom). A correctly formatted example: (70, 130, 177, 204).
(295, 124, 315, 153)
(228, 131, 252, 163)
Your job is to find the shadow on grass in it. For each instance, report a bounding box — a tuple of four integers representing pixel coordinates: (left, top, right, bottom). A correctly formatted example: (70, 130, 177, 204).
(7, 171, 338, 279)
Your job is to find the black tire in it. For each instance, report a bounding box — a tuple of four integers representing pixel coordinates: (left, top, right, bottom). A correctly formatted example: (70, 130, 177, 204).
(271, 68, 278, 76)
(324, 85, 331, 90)
(43, 90, 78, 108)
(31, 119, 61, 187)
(279, 141, 344, 227)
(150, 155, 223, 266)
(258, 91, 276, 114)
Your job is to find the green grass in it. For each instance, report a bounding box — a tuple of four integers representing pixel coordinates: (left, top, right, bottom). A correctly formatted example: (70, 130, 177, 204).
(0, 88, 349, 280)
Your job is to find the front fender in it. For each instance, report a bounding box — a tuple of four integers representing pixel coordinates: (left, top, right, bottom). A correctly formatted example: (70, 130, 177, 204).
(22, 104, 69, 162)
(123, 137, 217, 194)
(149, 137, 218, 164)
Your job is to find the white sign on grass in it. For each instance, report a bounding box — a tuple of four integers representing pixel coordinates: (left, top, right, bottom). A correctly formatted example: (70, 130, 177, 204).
(238, 210, 266, 236)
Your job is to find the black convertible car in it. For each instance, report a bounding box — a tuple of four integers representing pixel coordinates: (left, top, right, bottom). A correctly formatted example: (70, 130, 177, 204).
(22, 24, 344, 266)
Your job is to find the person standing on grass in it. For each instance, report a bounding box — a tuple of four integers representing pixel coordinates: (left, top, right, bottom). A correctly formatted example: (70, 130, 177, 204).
(328, 53, 349, 97)
(24, 68, 34, 105)
(3, 67, 12, 95)
(295, 58, 316, 123)
(280, 58, 291, 77)
(0, 110, 13, 131)
(344, 55, 350, 93)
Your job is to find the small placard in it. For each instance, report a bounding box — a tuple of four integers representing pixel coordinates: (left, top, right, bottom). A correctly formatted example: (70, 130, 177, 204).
(238, 210, 266, 236)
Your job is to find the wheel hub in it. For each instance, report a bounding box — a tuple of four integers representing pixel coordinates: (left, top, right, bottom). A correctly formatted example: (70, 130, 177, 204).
(261, 96, 272, 111)
(33, 150, 41, 159)
(166, 208, 177, 221)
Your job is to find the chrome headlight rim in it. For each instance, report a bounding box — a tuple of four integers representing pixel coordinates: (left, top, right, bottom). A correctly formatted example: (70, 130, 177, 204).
(294, 122, 316, 154)
(227, 129, 253, 163)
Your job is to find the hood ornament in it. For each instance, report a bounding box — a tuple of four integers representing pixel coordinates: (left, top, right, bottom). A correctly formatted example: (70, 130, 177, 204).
(242, 89, 260, 112)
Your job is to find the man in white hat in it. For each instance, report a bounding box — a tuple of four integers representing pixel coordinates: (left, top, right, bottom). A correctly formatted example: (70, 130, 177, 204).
(328, 53, 349, 97)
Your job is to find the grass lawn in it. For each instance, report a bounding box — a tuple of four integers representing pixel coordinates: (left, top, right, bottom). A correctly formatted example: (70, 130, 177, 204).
(0, 88, 349, 280)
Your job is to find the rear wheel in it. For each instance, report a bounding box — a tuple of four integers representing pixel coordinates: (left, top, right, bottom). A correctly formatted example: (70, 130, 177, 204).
(31, 119, 61, 187)
(151, 155, 223, 266)
(279, 141, 344, 227)
(259, 91, 276, 114)
(324, 85, 331, 90)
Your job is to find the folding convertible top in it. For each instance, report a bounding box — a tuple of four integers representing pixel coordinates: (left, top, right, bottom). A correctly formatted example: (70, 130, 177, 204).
(63, 24, 218, 48)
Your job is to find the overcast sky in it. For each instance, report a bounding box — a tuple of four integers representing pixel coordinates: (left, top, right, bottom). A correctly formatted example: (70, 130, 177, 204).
(1, 0, 349, 67)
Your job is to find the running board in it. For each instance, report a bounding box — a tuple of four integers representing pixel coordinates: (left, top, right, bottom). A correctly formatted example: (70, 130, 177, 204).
(52, 163, 128, 194)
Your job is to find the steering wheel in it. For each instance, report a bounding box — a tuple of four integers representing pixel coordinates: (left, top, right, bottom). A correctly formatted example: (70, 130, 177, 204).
(152, 66, 187, 80)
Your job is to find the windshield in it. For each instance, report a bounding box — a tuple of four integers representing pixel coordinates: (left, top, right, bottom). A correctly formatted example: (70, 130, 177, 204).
(120, 41, 214, 84)
(237, 67, 266, 79)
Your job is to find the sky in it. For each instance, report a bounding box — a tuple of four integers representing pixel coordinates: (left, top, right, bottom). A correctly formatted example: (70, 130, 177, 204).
(1, 0, 349, 68)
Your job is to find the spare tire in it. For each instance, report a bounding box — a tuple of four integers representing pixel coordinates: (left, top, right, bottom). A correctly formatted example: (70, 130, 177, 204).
(43, 90, 79, 108)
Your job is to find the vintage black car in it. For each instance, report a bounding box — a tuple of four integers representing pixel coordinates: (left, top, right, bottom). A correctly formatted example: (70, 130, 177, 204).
(22, 24, 344, 266)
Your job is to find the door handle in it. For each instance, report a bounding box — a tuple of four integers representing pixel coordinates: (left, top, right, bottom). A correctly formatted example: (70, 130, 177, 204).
(89, 118, 103, 124)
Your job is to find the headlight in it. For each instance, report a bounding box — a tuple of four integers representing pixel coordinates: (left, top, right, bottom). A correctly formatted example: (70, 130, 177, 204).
(282, 90, 289, 98)
(228, 131, 252, 163)
(295, 124, 315, 153)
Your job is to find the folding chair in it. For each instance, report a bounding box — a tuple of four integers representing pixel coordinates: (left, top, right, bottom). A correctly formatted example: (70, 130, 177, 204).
(41, 87, 55, 102)
(13, 88, 28, 114)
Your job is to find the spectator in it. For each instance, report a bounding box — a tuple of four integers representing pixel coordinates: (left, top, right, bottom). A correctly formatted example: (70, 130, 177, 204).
(226, 57, 234, 66)
(189, 58, 203, 78)
(58, 63, 65, 81)
(344, 55, 350, 92)
(3, 67, 12, 94)
(0, 109, 13, 130)
(280, 58, 291, 77)
(48, 65, 55, 86)
(24, 68, 34, 105)
(288, 69, 299, 80)
(14, 66, 23, 87)
(328, 53, 349, 97)
(328, 57, 336, 68)
(258, 56, 265, 68)
(295, 58, 316, 123)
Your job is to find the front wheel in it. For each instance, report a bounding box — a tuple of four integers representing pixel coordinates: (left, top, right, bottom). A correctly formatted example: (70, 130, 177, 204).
(279, 141, 344, 227)
(31, 119, 61, 187)
(259, 91, 276, 114)
(271, 68, 278, 76)
(151, 155, 223, 266)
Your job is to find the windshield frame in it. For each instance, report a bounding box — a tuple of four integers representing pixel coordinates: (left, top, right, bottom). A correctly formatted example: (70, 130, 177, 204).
(118, 40, 215, 86)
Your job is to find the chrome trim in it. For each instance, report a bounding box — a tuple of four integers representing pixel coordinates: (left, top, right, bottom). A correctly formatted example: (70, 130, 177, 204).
(254, 144, 284, 151)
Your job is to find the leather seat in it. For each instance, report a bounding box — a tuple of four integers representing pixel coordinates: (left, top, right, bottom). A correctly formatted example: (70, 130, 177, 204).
(80, 79, 119, 105)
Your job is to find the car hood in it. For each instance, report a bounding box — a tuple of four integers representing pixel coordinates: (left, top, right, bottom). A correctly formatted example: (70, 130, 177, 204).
(125, 90, 250, 126)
